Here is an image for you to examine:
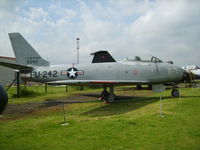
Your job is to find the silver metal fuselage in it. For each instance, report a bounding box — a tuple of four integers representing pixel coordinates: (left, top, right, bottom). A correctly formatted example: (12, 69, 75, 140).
(22, 61, 184, 85)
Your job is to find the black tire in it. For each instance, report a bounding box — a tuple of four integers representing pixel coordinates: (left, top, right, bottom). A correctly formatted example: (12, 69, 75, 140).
(100, 90, 110, 100)
(171, 89, 179, 97)
(0, 85, 8, 114)
(107, 94, 116, 103)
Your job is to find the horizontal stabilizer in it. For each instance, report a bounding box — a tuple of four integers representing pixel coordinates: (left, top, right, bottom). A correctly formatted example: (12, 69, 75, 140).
(0, 61, 33, 71)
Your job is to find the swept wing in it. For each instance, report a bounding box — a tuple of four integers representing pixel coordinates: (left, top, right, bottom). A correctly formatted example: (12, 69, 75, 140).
(47, 80, 149, 85)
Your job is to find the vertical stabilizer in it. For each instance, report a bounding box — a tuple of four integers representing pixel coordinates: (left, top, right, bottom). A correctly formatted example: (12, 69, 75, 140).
(8, 33, 50, 66)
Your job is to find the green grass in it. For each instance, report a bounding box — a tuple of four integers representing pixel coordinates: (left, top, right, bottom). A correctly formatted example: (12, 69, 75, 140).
(7, 85, 101, 104)
(0, 86, 200, 150)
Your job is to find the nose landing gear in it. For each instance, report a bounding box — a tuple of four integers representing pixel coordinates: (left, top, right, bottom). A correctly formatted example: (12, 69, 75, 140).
(171, 88, 180, 97)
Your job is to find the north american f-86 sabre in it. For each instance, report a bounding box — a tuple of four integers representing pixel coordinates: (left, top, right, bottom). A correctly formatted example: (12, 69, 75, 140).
(0, 33, 191, 114)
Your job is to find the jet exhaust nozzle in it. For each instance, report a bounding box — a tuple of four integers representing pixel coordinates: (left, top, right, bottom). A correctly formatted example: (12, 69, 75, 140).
(20, 72, 32, 81)
(0, 85, 8, 114)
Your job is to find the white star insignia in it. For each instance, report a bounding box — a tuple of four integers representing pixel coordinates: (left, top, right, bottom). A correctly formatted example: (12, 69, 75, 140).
(68, 68, 77, 77)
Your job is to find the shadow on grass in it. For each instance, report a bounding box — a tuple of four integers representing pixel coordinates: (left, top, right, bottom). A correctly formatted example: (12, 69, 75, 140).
(38, 100, 62, 108)
(81, 96, 161, 117)
(37, 94, 200, 114)
(180, 96, 200, 98)
(81, 93, 150, 100)
(38, 99, 97, 108)
(81, 94, 200, 117)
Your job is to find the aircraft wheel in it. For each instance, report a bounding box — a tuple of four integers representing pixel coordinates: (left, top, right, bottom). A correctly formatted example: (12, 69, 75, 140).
(0, 85, 8, 114)
(171, 89, 179, 97)
(106, 94, 116, 103)
(100, 90, 110, 100)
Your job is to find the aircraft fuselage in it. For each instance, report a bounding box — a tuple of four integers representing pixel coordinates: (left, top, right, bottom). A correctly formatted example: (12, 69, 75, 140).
(21, 61, 184, 85)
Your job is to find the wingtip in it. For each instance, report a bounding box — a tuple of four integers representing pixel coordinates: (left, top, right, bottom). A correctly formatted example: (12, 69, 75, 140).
(8, 32, 21, 37)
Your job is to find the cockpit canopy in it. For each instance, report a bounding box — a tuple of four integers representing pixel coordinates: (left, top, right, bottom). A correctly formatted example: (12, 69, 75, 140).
(122, 55, 163, 63)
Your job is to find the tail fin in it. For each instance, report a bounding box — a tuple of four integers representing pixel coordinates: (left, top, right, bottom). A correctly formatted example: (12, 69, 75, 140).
(8, 33, 50, 66)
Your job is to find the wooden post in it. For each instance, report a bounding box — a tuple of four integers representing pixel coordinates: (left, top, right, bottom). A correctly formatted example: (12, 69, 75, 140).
(66, 84, 68, 93)
(45, 83, 48, 93)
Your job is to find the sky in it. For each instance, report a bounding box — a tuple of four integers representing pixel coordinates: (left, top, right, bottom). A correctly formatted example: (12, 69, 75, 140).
(0, 0, 200, 66)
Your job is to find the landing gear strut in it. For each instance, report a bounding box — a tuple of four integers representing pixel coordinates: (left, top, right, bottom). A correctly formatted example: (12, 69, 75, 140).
(100, 90, 110, 100)
(99, 85, 116, 103)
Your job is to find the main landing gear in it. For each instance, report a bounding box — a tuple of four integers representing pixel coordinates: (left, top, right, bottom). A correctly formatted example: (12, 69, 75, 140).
(99, 86, 116, 103)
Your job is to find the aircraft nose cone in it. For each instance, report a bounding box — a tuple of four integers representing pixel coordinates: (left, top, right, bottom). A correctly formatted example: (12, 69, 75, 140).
(0, 85, 8, 114)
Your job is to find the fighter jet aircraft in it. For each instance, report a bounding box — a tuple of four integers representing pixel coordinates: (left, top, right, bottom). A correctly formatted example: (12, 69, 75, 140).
(0, 33, 191, 114)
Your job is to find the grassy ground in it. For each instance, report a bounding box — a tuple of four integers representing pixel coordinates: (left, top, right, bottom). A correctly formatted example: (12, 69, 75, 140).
(7, 86, 101, 104)
(0, 86, 200, 150)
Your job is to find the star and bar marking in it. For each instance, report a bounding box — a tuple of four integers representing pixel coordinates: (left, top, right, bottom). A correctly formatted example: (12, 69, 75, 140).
(61, 67, 84, 79)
